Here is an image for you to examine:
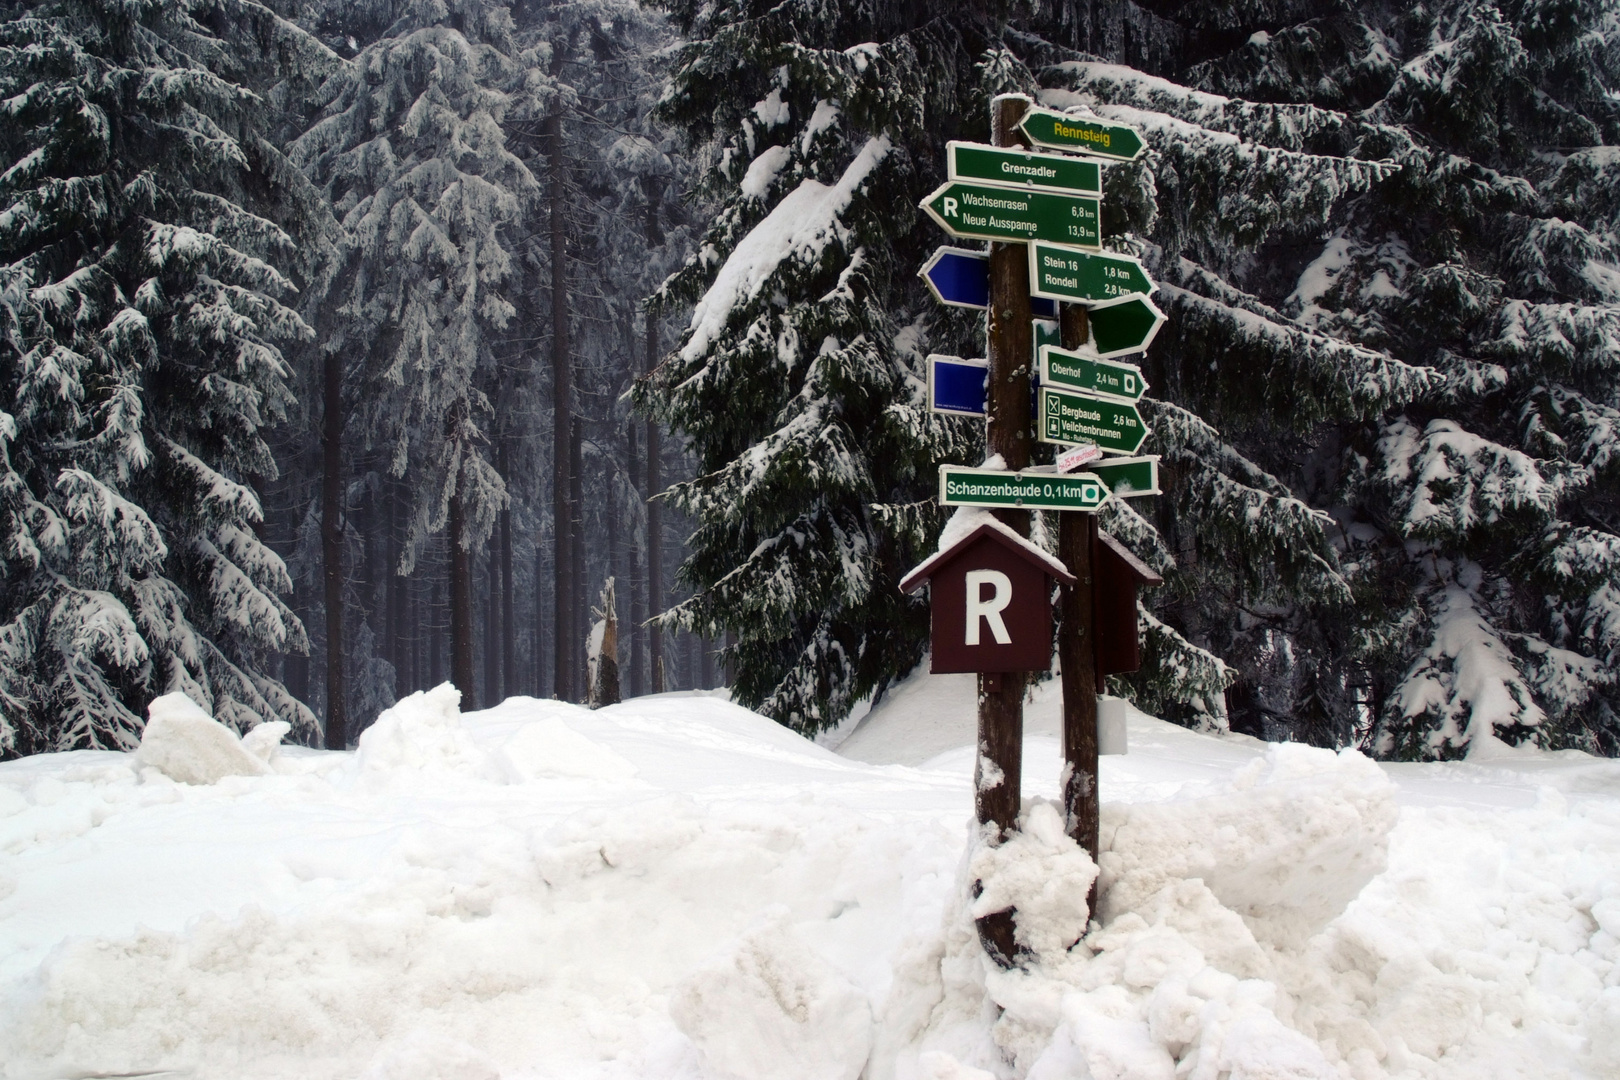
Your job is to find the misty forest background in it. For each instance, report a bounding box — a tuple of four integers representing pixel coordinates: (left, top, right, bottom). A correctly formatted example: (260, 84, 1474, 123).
(2, 0, 1618, 761)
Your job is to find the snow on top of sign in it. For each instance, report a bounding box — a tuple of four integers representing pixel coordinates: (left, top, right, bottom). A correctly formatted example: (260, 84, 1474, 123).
(900, 504, 1071, 592)
(680, 137, 889, 365)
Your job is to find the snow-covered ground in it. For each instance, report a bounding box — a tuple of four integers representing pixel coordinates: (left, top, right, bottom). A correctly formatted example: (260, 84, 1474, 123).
(3, 673, 1619, 1080)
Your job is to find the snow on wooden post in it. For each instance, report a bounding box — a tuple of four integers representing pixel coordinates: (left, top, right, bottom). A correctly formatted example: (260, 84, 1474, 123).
(587, 577, 621, 709)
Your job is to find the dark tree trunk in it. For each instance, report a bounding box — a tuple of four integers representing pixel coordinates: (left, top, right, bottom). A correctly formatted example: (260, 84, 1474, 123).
(321, 347, 346, 750)
(541, 537, 554, 696)
(501, 495, 514, 703)
(484, 546, 499, 705)
(449, 492, 476, 708)
(548, 72, 573, 704)
(431, 566, 443, 688)
(570, 419, 586, 698)
(646, 308, 663, 694)
(628, 421, 644, 697)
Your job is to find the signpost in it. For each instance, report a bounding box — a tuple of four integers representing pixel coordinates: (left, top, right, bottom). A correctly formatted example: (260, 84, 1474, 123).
(939, 465, 1111, 512)
(1039, 345, 1148, 402)
(1087, 295, 1167, 358)
(1038, 385, 1150, 454)
(1029, 241, 1154, 303)
(920, 246, 1056, 317)
(928, 355, 988, 417)
(1018, 107, 1146, 161)
(947, 141, 1101, 194)
(907, 94, 1166, 970)
(1089, 455, 1161, 498)
(920, 180, 1101, 249)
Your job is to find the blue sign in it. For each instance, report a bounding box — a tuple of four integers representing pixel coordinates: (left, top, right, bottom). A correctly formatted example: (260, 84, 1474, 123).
(928, 355, 988, 417)
(919, 247, 1056, 318)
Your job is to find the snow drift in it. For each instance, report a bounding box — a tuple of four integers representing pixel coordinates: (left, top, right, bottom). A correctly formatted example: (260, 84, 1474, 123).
(2, 677, 1618, 1080)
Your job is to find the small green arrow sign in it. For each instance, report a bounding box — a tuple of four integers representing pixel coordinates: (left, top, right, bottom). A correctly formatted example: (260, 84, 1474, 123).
(1039, 385, 1149, 454)
(939, 465, 1110, 512)
(1039, 345, 1148, 402)
(1018, 108, 1146, 161)
(1088, 294, 1167, 358)
(947, 141, 1101, 194)
(1089, 455, 1160, 498)
(1028, 241, 1154, 303)
(920, 180, 1100, 248)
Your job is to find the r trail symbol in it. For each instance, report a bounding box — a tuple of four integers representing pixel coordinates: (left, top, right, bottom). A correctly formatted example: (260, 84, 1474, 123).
(964, 569, 1013, 645)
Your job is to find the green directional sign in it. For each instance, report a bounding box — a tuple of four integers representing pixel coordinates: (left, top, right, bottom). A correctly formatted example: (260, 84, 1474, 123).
(1088, 295, 1167, 358)
(1018, 108, 1146, 161)
(920, 180, 1100, 249)
(947, 141, 1101, 195)
(939, 465, 1110, 512)
(1029, 241, 1154, 303)
(1090, 455, 1161, 499)
(1039, 385, 1149, 454)
(1039, 345, 1148, 402)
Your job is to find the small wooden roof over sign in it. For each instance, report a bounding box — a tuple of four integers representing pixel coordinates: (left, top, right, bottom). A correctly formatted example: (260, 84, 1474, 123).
(1097, 530, 1163, 587)
(900, 519, 1076, 594)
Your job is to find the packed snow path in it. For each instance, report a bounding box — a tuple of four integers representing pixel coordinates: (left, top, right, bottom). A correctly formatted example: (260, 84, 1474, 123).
(2, 676, 1618, 1079)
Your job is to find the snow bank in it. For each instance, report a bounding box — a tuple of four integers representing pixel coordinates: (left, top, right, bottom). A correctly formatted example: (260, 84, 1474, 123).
(135, 692, 270, 784)
(1099, 742, 1399, 945)
(671, 919, 872, 1080)
(4, 671, 1620, 1080)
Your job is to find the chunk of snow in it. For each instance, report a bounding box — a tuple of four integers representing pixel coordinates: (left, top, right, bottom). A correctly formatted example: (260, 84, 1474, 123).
(494, 716, 638, 781)
(670, 920, 873, 1080)
(354, 683, 490, 779)
(742, 144, 792, 198)
(240, 720, 290, 764)
(135, 693, 270, 784)
(969, 802, 1097, 962)
(1098, 742, 1397, 945)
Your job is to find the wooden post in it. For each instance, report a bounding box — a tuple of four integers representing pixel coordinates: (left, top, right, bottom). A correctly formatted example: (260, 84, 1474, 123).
(1058, 303, 1101, 918)
(976, 93, 1034, 967)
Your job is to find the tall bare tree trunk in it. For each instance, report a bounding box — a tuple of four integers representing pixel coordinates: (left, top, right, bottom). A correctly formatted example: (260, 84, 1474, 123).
(484, 546, 499, 705)
(570, 419, 586, 697)
(431, 565, 443, 688)
(628, 420, 643, 697)
(541, 537, 554, 696)
(548, 70, 573, 703)
(646, 308, 663, 694)
(501, 494, 514, 703)
(321, 348, 346, 750)
(449, 484, 477, 709)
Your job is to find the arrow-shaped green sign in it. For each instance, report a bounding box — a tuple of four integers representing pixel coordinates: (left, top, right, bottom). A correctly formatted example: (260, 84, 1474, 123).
(1087, 294, 1167, 358)
(1089, 455, 1160, 498)
(947, 141, 1101, 194)
(1028, 241, 1154, 303)
(1039, 345, 1149, 402)
(1039, 385, 1149, 454)
(939, 465, 1110, 512)
(1018, 108, 1146, 161)
(920, 180, 1100, 249)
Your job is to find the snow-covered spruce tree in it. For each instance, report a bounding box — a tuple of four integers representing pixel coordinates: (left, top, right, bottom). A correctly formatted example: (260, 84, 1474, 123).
(0, 0, 330, 754)
(1041, 0, 1620, 755)
(291, 0, 533, 714)
(642, 2, 1378, 734)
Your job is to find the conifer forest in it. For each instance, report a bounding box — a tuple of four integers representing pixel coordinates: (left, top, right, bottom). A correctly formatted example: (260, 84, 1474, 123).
(1, 0, 1617, 762)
